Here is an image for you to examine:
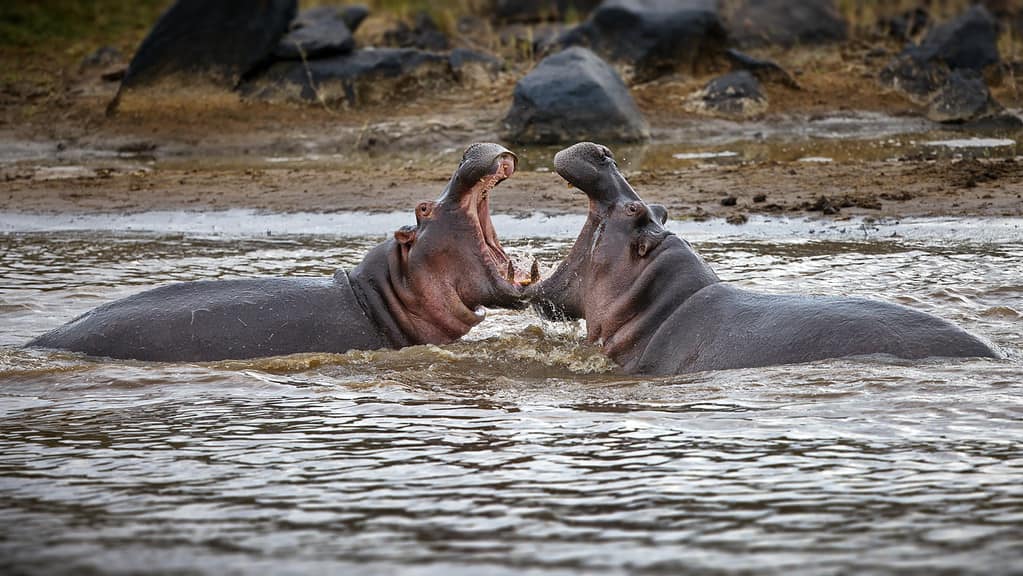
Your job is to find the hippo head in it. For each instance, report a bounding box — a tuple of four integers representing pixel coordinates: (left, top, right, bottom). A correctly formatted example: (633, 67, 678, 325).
(382, 143, 533, 343)
(530, 142, 672, 324)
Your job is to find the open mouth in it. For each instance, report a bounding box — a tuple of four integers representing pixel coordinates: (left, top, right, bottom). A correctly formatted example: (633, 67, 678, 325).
(467, 155, 539, 288)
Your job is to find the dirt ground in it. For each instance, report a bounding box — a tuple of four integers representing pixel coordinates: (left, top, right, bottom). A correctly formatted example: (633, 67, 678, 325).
(2, 43, 1023, 222)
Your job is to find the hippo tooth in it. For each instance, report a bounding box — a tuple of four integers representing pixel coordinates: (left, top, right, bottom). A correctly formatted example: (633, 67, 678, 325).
(506, 260, 515, 282)
(530, 259, 540, 283)
(474, 306, 486, 319)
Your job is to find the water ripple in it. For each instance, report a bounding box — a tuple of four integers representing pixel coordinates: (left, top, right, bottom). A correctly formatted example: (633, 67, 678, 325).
(1, 230, 1022, 574)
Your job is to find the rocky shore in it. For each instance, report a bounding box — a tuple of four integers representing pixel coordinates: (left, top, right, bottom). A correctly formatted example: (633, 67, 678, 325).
(2, 0, 1022, 221)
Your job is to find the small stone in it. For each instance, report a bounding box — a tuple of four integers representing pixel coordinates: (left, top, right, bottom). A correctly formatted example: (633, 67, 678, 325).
(720, 195, 738, 206)
(274, 6, 355, 60)
(725, 49, 799, 89)
(340, 5, 370, 33)
(80, 46, 123, 70)
(753, 193, 767, 203)
(725, 213, 749, 225)
(808, 195, 839, 215)
(684, 70, 767, 117)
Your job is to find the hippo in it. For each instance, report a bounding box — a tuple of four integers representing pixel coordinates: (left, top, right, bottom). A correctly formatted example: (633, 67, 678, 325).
(28, 143, 534, 362)
(529, 142, 999, 375)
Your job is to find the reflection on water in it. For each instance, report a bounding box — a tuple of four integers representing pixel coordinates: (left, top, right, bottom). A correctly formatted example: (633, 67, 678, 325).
(1, 226, 1022, 574)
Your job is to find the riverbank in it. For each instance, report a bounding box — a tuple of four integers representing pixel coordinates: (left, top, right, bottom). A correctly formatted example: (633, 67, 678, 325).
(2, 19, 1022, 223)
(3, 152, 1023, 221)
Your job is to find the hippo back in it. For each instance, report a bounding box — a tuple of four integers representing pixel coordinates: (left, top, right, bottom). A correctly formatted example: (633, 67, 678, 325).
(28, 271, 387, 362)
(631, 284, 999, 375)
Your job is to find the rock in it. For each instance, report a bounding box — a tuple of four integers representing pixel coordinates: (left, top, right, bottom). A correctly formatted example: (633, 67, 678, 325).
(927, 70, 1001, 123)
(383, 11, 449, 51)
(753, 193, 767, 203)
(684, 70, 767, 117)
(503, 47, 649, 144)
(340, 5, 370, 33)
(111, 0, 296, 108)
(241, 48, 452, 107)
(720, 195, 738, 206)
(958, 113, 1023, 132)
(492, 0, 601, 23)
(274, 7, 354, 60)
(879, 47, 948, 100)
(449, 48, 503, 86)
(725, 48, 799, 89)
(916, 5, 1000, 72)
(879, 5, 998, 105)
(728, 0, 847, 48)
(554, 0, 728, 82)
(806, 195, 839, 215)
(725, 213, 749, 225)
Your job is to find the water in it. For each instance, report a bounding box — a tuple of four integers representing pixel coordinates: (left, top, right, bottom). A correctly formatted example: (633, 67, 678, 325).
(1, 218, 1022, 575)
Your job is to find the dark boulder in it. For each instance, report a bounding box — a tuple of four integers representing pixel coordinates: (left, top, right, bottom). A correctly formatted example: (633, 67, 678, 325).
(684, 70, 767, 117)
(113, 0, 296, 99)
(878, 46, 949, 100)
(383, 11, 449, 51)
(914, 4, 1000, 71)
(274, 7, 355, 60)
(503, 47, 648, 144)
(880, 6, 1001, 102)
(927, 69, 1001, 123)
(241, 48, 452, 107)
(491, 0, 601, 23)
(554, 0, 727, 82)
(727, 0, 847, 48)
(725, 48, 799, 89)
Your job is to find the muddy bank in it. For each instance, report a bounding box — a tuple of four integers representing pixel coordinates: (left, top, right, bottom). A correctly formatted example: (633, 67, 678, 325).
(3, 153, 1022, 220)
(2, 39, 1022, 223)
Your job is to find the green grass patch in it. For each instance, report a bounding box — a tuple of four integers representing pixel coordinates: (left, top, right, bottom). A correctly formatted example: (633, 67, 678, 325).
(0, 0, 171, 49)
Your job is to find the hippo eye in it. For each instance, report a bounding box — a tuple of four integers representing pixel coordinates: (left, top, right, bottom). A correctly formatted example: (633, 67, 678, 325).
(417, 202, 434, 218)
(625, 202, 642, 216)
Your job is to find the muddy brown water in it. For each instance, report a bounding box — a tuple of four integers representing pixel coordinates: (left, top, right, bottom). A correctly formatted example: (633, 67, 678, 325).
(1, 214, 1021, 575)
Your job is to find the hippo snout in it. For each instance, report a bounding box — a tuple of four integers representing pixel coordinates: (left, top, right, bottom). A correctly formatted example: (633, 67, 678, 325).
(553, 142, 612, 190)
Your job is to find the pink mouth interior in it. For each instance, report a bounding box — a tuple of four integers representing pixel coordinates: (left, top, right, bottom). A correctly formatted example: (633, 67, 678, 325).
(467, 155, 534, 287)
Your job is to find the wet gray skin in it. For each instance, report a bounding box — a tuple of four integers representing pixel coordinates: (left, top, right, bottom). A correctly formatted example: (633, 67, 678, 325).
(530, 141, 1000, 375)
(27, 143, 530, 361)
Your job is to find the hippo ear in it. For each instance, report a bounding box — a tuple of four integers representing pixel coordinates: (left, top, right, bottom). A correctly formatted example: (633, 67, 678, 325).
(415, 201, 435, 225)
(637, 236, 654, 258)
(394, 225, 417, 246)
(648, 204, 668, 225)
